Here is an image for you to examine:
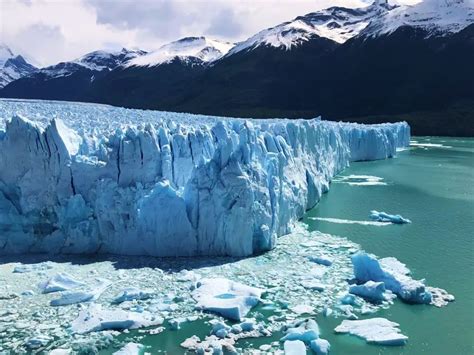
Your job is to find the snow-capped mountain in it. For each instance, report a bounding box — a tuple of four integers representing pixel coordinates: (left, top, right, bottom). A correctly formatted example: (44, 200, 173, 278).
(0, 45, 37, 88)
(228, 0, 472, 55)
(39, 48, 147, 79)
(127, 37, 233, 67)
(1, 0, 472, 136)
(362, 0, 473, 37)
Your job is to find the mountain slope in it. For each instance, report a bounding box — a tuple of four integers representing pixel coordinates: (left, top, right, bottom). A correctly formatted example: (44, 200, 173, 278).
(0, 45, 37, 88)
(1, 0, 473, 136)
(0, 48, 145, 100)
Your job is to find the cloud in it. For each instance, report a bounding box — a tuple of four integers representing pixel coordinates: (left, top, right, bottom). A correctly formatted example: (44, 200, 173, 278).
(206, 8, 243, 38)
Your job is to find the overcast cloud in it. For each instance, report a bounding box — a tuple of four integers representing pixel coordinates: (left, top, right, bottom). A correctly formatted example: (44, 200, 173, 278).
(1, 0, 419, 66)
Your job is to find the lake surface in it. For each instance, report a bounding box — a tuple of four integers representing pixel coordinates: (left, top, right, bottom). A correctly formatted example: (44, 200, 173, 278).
(305, 137, 474, 354)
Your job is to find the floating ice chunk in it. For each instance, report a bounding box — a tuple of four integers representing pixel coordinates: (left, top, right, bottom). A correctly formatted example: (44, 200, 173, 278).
(40, 273, 85, 293)
(13, 262, 53, 273)
(426, 287, 455, 307)
(281, 319, 319, 344)
(192, 278, 264, 321)
(284, 340, 307, 354)
(340, 293, 362, 307)
(290, 304, 314, 315)
(50, 279, 110, 306)
(25, 335, 52, 349)
(180, 335, 237, 354)
(369, 211, 411, 224)
(300, 280, 326, 291)
(113, 342, 144, 355)
(349, 281, 390, 303)
(351, 252, 432, 304)
(310, 338, 331, 355)
(49, 349, 72, 355)
(71, 303, 164, 334)
(308, 255, 333, 266)
(176, 270, 201, 282)
(335, 318, 408, 346)
(113, 287, 154, 304)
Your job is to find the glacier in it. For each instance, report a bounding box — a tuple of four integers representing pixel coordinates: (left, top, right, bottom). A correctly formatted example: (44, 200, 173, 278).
(0, 99, 410, 257)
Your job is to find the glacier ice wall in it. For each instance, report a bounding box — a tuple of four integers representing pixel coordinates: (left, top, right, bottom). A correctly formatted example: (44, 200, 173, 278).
(0, 100, 410, 257)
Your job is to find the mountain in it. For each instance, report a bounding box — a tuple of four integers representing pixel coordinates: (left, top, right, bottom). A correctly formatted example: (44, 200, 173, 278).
(1, 0, 473, 136)
(0, 48, 146, 101)
(127, 37, 233, 67)
(0, 45, 37, 88)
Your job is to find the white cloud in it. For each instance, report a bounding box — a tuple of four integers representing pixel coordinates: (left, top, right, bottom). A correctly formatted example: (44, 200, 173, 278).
(1, 0, 422, 67)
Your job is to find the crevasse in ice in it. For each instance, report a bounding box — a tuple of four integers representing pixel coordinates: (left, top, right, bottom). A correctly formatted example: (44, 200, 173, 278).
(0, 99, 410, 257)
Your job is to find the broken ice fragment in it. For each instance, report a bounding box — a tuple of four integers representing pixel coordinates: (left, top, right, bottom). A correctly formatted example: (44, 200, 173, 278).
(192, 278, 264, 321)
(40, 273, 85, 293)
(71, 304, 164, 334)
(113, 342, 144, 355)
(369, 210, 411, 224)
(349, 281, 391, 303)
(335, 318, 408, 346)
(284, 340, 307, 354)
(310, 338, 331, 355)
(113, 287, 154, 304)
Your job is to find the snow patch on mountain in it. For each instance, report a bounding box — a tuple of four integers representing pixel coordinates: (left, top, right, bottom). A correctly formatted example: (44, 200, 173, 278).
(127, 37, 234, 67)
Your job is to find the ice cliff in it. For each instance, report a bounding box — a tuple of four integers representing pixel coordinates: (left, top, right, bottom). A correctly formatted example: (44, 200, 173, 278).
(0, 100, 410, 257)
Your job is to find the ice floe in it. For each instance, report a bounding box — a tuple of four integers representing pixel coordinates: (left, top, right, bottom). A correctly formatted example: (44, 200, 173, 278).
(370, 211, 411, 224)
(284, 340, 306, 354)
(192, 278, 264, 320)
(310, 338, 331, 355)
(113, 342, 144, 355)
(40, 273, 85, 293)
(71, 304, 164, 334)
(335, 318, 408, 345)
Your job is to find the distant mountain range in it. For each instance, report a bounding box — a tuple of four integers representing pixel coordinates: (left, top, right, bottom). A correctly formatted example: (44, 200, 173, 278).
(1, 0, 473, 136)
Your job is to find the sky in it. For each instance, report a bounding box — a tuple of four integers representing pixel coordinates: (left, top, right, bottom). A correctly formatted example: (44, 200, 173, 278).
(1, 0, 420, 67)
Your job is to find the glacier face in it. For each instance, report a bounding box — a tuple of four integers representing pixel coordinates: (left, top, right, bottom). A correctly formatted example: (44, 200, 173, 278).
(0, 99, 410, 257)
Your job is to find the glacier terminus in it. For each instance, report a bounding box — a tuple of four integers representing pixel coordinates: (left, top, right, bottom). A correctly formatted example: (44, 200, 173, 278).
(0, 99, 410, 257)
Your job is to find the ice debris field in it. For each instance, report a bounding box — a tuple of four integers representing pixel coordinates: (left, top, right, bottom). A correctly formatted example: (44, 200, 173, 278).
(0, 99, 454, 353)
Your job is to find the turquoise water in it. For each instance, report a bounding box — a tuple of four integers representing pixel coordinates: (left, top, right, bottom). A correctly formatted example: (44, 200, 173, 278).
(101, 137, 473, 354)
(305, 137, 474, 354)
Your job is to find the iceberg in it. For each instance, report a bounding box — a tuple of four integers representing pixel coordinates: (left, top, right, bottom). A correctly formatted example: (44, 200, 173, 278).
(0, 99, 410, 257)
(71, 304, 164, 334)
(113, 287, 154, 304)
(281, 319, 319, 344)
(192, 278, 264, 321)
(351, 252, 432, 304)
(113, 343, 144, 355)
(40, 273, 85, 294)
(335, 318, 408, 346)
(349, 281, 391, 303)
(310, 338, 331, 355)
(369, 210, 411, 224)
(284, 340, 307, 354)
